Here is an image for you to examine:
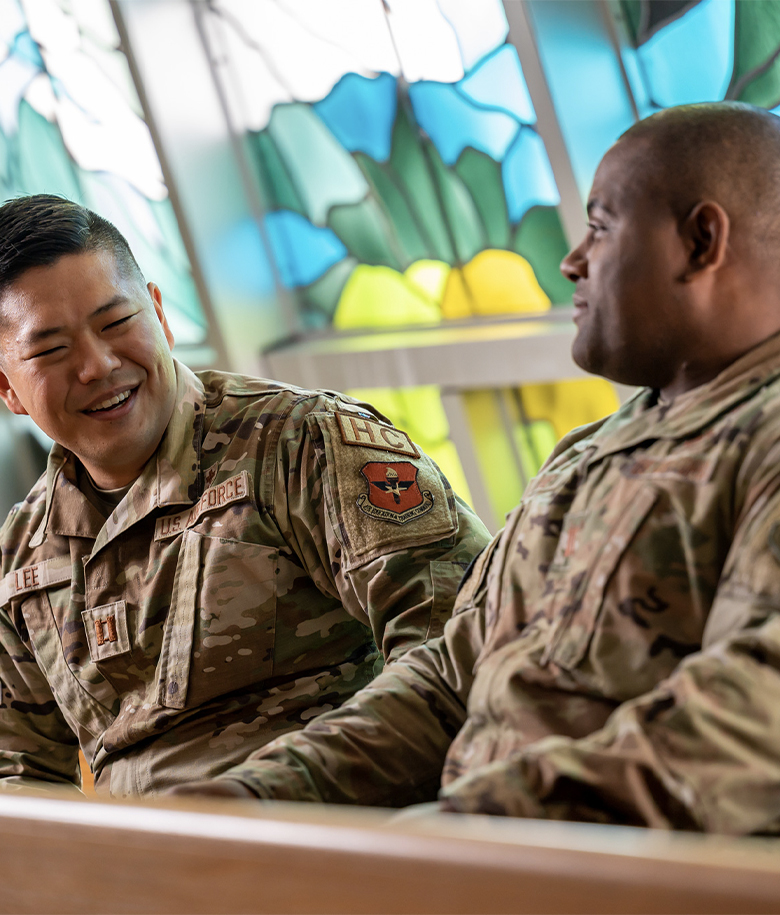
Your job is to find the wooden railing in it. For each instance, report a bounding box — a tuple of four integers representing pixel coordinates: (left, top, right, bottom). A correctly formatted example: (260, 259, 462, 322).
(0, 792, 778, 913)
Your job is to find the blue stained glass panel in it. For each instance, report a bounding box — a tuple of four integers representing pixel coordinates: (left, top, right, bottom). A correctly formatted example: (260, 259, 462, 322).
(637, 0, 735, 106)
(265, 210, 347, 287)
(459, 45, 536, 124)
(212, 217, 275, 297)
(502, 128, 560, 222)
(408, 81, 519, 166)
(314, 72, 397, 162)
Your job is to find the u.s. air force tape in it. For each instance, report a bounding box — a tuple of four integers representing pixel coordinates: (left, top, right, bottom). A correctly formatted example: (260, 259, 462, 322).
(154, 471, 250, 541)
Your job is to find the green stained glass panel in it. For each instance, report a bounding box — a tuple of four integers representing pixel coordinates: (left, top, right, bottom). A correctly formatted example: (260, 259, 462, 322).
(454, 147, 510, 250)
(267, 103, 368, 225)
(327, 196, 403, 271)
(248, 130, 306, 215)
(299, 256, 356, 328)
(730, 0, 780, 106)
(355, 152, 431, 267)
(513, 206, 573, 305)
(388, 104, 455, 264)
(428, 143, 486, 265)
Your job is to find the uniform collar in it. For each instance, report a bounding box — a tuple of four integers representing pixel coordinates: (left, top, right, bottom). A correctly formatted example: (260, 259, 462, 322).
(590, 331, 780, 463)
(32, 360, 206, 549)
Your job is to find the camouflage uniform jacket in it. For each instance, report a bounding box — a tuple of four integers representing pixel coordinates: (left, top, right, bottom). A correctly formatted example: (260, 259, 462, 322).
(0, 362, 488, 796)
(221, 333, 780, 833)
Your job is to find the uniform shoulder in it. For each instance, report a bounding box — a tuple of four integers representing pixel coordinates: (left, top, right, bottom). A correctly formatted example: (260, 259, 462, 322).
(196, 370, 379, 417)
(0, 473, 48, 573)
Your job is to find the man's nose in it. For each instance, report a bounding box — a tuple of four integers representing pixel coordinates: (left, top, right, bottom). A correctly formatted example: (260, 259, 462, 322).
(75, 335, 121, 384)
(560, 238, 588, 282)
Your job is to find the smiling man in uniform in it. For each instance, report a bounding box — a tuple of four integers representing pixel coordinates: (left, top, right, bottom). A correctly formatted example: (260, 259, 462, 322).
(172, 102, 780, 834)
(0, 194, 489, 795)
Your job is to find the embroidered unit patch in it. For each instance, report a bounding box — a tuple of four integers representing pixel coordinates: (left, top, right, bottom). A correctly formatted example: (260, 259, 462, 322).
(336, 412, 419, 458)
(357, 461, 434, 525)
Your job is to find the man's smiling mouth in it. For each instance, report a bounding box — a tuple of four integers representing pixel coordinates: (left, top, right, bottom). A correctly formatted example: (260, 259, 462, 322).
(85, 388, 134, 414)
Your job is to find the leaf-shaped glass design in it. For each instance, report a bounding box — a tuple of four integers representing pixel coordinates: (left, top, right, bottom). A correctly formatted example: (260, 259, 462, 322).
(200, 0, 621, 516)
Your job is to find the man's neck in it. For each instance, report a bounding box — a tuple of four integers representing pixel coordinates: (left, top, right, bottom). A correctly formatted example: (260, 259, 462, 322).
(76, 461, 133, 518)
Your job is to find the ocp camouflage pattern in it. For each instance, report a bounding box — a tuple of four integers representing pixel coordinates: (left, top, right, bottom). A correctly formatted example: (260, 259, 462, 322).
(0, 362, 489, 796)
(222, 332, 780, 834)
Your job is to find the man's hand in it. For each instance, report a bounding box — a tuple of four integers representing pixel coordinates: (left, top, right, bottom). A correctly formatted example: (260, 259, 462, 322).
(166, 778, 258, 799)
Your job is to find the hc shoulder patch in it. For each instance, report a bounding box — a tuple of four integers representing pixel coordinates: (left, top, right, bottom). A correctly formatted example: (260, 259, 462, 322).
(336, 412, 419, 458)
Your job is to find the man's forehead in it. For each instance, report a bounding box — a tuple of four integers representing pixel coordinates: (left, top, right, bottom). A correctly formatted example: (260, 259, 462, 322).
(0, 251, 143, 340)
(589, 138, 660, 212)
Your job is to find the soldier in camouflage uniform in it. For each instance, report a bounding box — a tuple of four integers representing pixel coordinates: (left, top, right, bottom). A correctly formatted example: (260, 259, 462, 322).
(0, 195, 489, 796)
(174, 104, 780, 833)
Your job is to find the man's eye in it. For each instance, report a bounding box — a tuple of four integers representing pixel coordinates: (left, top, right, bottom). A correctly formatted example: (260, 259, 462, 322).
(29, 345, 65, 359)
(104, 314, 133, 330)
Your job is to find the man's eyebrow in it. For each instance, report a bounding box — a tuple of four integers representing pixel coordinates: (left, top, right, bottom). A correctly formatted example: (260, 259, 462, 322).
(22, 296, 129, 346)
(587, 199, 615, 218)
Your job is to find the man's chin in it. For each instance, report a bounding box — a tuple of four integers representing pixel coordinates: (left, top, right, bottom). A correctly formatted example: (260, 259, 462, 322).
(570, 337, 601, 379)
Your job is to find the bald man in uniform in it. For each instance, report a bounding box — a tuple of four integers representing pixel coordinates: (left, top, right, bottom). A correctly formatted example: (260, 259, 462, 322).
(172, 102, 780, 834)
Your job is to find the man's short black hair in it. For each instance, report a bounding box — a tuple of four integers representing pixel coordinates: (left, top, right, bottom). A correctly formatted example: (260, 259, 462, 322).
(0, 194, 144, 297)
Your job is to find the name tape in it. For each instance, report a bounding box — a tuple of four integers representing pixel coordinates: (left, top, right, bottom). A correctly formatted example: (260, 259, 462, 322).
(335, 413, 419, 458)
(0, 555, 72, 606)
(154, 471, 250, 541)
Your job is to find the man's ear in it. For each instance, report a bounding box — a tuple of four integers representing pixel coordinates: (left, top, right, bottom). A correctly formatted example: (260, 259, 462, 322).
(147, 282, 175, 350)
(680, 200, 730, 280)
(0, 370, 28, 416)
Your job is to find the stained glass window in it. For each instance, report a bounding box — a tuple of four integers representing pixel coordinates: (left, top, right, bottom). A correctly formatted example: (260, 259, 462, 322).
(201, 0, 618, 515)
(619, 0, 780, 113)
(0, 0, 206, 348)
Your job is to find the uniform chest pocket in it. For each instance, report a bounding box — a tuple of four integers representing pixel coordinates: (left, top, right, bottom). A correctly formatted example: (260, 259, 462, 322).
(156, 529, 277, 709)
(540, 481, 659, 671)
(19, 588, 118, 739)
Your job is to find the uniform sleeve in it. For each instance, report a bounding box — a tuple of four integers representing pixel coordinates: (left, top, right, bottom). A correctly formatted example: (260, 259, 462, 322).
(272, 400, 491, 662)
(440, 474, 780, 834)
(217, 541, 496, 805)
(0, 604, 81, 793)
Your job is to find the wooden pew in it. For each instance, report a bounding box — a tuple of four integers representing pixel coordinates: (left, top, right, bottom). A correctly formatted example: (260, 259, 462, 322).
(0, 793, 778, 913)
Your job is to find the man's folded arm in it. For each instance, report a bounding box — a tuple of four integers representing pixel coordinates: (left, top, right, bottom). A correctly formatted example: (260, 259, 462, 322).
(438, 599, 780, 832)
(439, 471, 780, 834)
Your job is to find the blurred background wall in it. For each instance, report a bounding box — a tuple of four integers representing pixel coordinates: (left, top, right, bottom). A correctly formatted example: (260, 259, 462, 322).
(1, 0, 777, 530)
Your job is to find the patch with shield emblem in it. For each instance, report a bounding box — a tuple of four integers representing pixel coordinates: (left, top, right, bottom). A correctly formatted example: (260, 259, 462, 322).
(357, 461, 434, 525)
